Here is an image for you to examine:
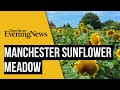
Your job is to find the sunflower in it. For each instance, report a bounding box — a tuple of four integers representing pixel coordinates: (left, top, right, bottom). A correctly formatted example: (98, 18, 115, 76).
(90, 33, 101, 45)
(107, 30, 115, 37)
(113, 33, 120, 40)
(116, 49, 120, 58)
(74, 60, 99, 78)
(57, 28, 62, 33)
(81, 28, 88, 33)
(98, 31, 102, 35)
(75, 31, 80, 37)
(87, 40, 92, 45)
(80, 22, 84, 29)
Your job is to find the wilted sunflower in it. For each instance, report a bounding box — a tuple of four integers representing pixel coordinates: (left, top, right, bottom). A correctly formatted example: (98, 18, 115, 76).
(116, 49, 120, 58)
(80, 22, 84, 29)
(75, 31, 80, 37)
(57, 28, 62, 33)
(90, 33, 101, 45)
(81, 28, 88, 33)
(113, 33, 120, 40)
(74, 60, 99, 78)
(107, 30, 115, 37)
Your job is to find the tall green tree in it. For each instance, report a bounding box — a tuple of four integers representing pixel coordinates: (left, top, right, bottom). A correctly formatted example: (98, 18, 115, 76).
(66, 23, 72, 28)
(81, 12, 101, 29)
(63, 24, 66, 28)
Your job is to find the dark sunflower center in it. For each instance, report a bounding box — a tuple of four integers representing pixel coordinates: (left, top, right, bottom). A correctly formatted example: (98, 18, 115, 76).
(76, 32, 79, 35)
(84, 64, 97, 75)
(108, 31, 114, 35)
(119, 51, 120, 55)
(81, 24, 83, 27)
(87, 41, 92, 45)
(83, 29, 87, 33)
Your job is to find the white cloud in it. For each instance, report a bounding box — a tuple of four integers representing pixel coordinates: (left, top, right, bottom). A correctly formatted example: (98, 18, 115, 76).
(46, 11, 56, 13)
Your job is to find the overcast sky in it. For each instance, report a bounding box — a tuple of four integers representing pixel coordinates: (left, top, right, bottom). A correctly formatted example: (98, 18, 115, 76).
(46, 11, 120, 28)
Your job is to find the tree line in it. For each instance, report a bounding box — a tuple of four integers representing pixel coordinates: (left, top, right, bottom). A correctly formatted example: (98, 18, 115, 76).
(49, 12, 120, 30)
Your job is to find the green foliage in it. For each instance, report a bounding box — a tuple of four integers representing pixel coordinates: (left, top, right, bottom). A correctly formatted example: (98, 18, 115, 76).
(81, 12, 101, 29)
(102, 26, 110, 30)
(111, 22, 120, 30)
(50, 13, 120, 79)
(51, 26, 120, 79)
(102, 20, 120, 30)
(63, 23, 72, 29)
(102, 20, 114, 27)
(86, 24, 94, 29)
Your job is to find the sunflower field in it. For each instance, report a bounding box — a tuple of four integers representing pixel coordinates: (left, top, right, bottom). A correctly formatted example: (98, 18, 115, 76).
(50, 22, 120, 79)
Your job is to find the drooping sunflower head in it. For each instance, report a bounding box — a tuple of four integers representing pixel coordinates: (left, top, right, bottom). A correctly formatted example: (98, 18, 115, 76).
(81, 28, 88, 33)
(107, 30, 115, 37)
(75, 31, 80, 37)
(80, 22, 84, 29)
(90, 33, 101, 45)
(113, 33, 120, 40)
(74, 60, 99, 78)
(116, 48, 120, 58)
(57, 28, 62, 33)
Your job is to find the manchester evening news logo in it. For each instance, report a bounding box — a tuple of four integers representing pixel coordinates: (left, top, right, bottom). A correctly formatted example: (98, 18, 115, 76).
(5, 29, 48, 39)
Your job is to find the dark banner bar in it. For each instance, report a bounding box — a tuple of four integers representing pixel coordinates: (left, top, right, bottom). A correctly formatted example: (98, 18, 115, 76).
(0, 0, 119, 11)
(4, 45, 113, 60)
(4, 60, 42, 74)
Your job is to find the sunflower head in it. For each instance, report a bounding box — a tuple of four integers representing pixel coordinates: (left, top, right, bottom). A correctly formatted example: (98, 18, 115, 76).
(75, 31, 80, 37)
(57, 28, 62, 33)
(116, 48, 120, 58)
(87, 40, 92, 45)
(113, 33, 120, 40)
(107, 30, 115, 37)
(80, 22, 84, 29)
(98, 31, 103, 35)
(90, 33, 101, 45)
(74, 60, 99, 78)
(81, 28, 88, 33)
